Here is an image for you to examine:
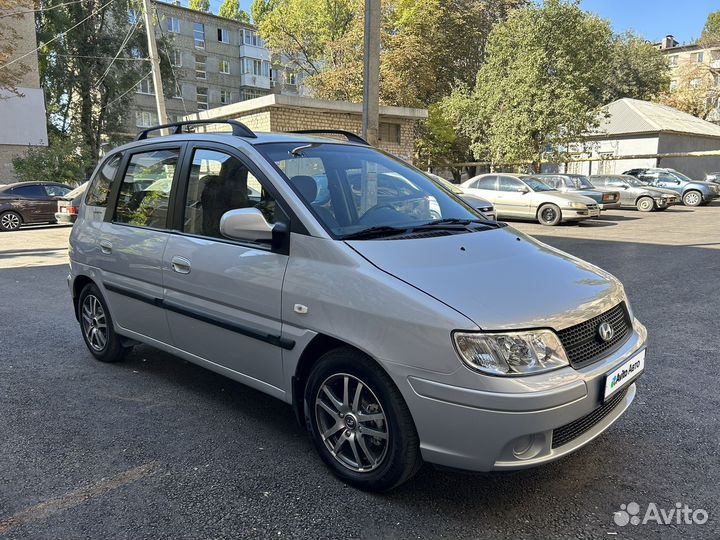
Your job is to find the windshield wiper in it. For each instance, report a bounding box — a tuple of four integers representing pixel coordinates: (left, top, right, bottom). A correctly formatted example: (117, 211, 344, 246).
(340, 226, 408, 240)
(410, 218, 502, 230)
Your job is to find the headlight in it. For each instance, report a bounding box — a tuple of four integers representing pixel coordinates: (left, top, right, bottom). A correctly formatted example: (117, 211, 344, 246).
(453, 330, 569, 376)
(567, 201, 587, 209)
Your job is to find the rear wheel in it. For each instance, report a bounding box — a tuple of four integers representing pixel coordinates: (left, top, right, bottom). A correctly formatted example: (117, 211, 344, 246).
(0, 211, 22, 231)
(537, 203, 562, 226)
(305, 347, 422, 491)
(78, 283, 126, 362)
(683, 190, 702, 207)
(636, 196, 655, 212)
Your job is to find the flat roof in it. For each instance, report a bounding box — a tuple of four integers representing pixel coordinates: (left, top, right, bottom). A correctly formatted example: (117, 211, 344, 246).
(185, 93, 428, 120)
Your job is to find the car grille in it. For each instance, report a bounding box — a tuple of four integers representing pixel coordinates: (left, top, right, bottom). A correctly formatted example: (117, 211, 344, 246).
(586, 203, 598, 211)
(556, 303, 631, 368)
(551, 387, 628, 449)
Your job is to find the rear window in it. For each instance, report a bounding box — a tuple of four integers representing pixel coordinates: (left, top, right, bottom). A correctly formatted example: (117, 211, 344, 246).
(86, 154, 122, 207)
(9, 184, 45, 197)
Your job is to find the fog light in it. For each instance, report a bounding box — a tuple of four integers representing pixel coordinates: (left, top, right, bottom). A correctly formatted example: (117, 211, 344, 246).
(513, 435, 534, 456)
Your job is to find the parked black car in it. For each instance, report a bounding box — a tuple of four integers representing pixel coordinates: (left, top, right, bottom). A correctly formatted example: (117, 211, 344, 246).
(55, 182, 88, 224)
(0, 181, 73, 231)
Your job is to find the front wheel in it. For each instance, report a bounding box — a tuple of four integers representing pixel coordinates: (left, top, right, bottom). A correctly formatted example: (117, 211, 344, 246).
(636, 196, 655, 212)
(0, 211, 22, 231)
(683, 190, 703, 207)
(305, 347, 422, 491)
(537, 203, 562, 226)
(78, 283, 127, 362)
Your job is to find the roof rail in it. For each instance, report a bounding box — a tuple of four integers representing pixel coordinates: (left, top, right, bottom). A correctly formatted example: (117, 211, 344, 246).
(135, 119, 256, 141)
(285, 129, 369, 145)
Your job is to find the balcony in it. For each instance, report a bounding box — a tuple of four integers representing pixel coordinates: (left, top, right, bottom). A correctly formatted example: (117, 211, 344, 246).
(240, 73, 271, 90)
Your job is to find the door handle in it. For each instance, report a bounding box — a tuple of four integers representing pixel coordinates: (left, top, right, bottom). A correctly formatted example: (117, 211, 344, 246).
(99, 240, 112, 254)
(171, 256, 191, 274)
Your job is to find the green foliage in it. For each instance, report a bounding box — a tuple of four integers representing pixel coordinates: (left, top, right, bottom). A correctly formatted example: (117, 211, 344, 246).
(37, 0, 176, 172)
(12, 134, 94, 185)
(250, 0, 278, 24)
(219, 0, 250, 21)
(603, 32, 670, 103)
(700, 11, 720, 43)
(189, 0, 211, 12)
(456, 0, 614, 167)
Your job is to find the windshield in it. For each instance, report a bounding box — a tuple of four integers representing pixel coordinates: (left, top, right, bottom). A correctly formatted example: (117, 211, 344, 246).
(525, 178, 555, 192)
(258, 143, 484, 238)
(567, 175, 595, 189)
(621, 176, 644, 187)
(667, 169, 693, 182)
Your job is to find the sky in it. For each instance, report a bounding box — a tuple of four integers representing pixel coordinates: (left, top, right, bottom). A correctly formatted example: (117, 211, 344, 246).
(184, 0, 716, 46)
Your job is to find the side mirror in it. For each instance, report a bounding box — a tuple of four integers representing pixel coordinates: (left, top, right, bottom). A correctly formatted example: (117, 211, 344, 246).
(621, 184, 629, 189)
(220, 208, 274, 242)
(518, 186, 530, 194)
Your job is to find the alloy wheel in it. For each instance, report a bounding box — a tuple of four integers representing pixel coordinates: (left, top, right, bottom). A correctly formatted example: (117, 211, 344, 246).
(1, 212, 21, 230)
(81, 294, 108, 352)
(684, 192, 701, 206)
(541, 207, 557, 223)
(315, 373, 389, 473)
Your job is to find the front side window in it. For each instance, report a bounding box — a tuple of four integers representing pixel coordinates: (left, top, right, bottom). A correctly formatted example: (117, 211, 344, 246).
(114, 149, 180, 228)
(497, 176, 523, 192)
(258, 143, 482, 238)
(182, 149, 281, 241)
(86, 154, 122, 207)
(524, 178, 554, 192)
(194, 23, 205, 48)
(473, 176, 497, 190)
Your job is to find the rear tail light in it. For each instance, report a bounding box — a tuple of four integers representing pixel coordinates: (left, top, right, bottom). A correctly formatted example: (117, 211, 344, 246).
(67, 206, 78, 215)
(602, 193, 616, 202)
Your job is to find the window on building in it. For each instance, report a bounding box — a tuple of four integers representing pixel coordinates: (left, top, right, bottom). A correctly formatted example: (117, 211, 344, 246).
(128, 9, 139, 24)
(286, 71, 296, 85)
(240, 88, 265, 101)
(195, 55, 207, 79)
(197, 87, 208, 110)
(269, 68, 277, 86)
(217, 28, 229, 43)
(219, 59, 230, 74)
(243, 29, 261, 46)
(220, 89, 231, 104)
(172, 83, 183, 99)
(194, 22, 205, 48)
(696, 51, 705, 63)
(167, 16, 180, 33)
(690, 78, 702, 88)
(262, 61, 270, 78)
(669, 79, 678, 91)
(135, 111, 158, 128)
(243, 58, 262, 75)
(378, 123, 401, 144)
(114, 149, 180, 229)
(668, 55, 678, 67)
(136, 78, 154, 95)
(597, 153, 615, 175)
(171, 49, 182, 67)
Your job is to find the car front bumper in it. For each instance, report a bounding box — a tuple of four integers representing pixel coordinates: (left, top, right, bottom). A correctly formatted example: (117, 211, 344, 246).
(561, 207, 601, 221)
(598, 201, 621, 210)
(390, 319, 647, 472)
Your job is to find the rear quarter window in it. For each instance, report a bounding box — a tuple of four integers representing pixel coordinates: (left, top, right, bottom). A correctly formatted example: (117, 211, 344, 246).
(86, 153, 123, 207)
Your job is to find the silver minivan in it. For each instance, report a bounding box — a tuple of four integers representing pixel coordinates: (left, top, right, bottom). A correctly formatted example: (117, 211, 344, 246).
(69, 121, 647, 491)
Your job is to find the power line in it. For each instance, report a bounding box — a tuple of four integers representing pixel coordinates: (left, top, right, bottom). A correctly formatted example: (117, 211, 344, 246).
(37, 53, 149, 61)
(0, 0, 85, 18)
(154, 4, 188, 116)
(0, 0, 115, 71)
(94, 12, 142, 88)
(102, 69, 152, 110)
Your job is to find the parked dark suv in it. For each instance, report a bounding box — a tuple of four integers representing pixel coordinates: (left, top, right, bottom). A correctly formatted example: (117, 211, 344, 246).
(0, 181, 73, 231)
(623, 168, 719, 206)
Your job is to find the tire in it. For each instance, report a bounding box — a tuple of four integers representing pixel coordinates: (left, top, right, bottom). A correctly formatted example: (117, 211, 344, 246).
(656, 206, 669, 212)
(537, 203, 562, 226)
(682, 190, 703, 207)
(78, 283, 126, 363)
(304, 347, 422, 491)
(636, 196, 655, 212)
(0, 211, 22, 231)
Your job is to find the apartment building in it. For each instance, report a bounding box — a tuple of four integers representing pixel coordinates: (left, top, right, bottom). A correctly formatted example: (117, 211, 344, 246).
(128, 1, 304, 135)
(656, 34, 720, 123)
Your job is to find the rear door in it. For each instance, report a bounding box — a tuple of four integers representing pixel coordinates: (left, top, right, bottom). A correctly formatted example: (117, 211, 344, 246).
(42, 184, 71, 220)
(94, 144, 184, 345)
(161, 143, 290, 391)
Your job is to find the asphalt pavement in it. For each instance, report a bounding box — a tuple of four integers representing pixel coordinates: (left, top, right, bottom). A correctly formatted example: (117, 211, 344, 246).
(0, 207, 719, 540)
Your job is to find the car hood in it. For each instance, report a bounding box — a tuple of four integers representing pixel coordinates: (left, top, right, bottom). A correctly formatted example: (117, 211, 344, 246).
(543, 191, 598, 205)
(460, 193, 493, 208)
(347, 227, 625, 331)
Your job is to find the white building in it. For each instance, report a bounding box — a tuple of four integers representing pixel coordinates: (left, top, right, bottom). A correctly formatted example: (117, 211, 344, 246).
(561, 98, 720, 179)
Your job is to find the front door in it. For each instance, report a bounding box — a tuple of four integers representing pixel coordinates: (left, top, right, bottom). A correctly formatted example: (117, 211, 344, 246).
(162, 145, 289, 391)
(495, 176, 531, 216)
(95, 145, 183, 345)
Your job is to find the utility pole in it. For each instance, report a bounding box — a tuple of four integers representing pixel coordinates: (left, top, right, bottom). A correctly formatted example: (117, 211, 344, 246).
(141, 0, 167, 125)
(362, 0, 380, 146)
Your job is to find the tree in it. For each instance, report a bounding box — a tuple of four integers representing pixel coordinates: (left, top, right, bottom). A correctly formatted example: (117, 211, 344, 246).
(189, 0, 211, 12)
(658, 62, 720, 120)
(603, 32, 670, 103)
(219, 0, 250, 22)
(37, 0, 175, 172)
(12, 134, 94, 185)
(0, 0, 31, 96)
(251, 0, 278, 24)
(700, 10, 720, 44)
(454, 0, 614, 169)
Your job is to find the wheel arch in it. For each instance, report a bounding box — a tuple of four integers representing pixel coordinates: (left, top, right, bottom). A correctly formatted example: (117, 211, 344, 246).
(71, 274, 96, 321)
